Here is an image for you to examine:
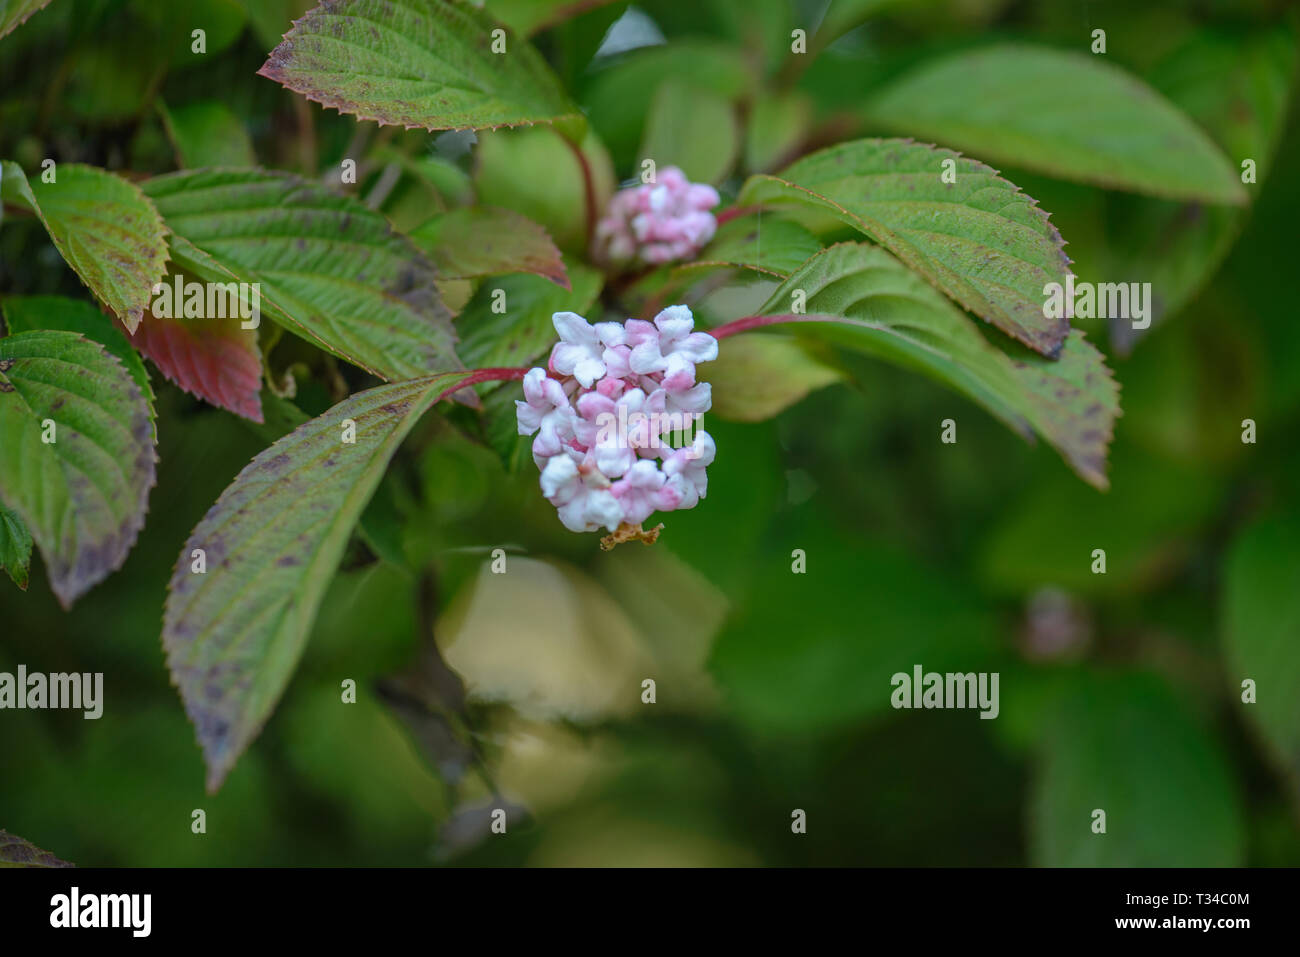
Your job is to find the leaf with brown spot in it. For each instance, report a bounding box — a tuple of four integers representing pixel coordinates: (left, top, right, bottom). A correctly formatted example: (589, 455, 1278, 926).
(142, 169, 461, 380)
(1, 161, 169, 333)
(737, 138, 1073, 357)
(257, 0, 581, 132)
(409, 206, 569, 289)
(0, 829, 73, 867)
(163, 371, 471, 791)
(0, 330, 157, 607)
(754, 243, 1119, 489)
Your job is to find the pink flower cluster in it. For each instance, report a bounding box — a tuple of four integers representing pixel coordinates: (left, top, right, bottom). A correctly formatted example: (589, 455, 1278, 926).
(516, 305, 718, 534)
(592, 166, 720, 267)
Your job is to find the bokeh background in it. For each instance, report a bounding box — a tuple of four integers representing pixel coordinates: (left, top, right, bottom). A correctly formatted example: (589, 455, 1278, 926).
(1, 0, 1298, 866)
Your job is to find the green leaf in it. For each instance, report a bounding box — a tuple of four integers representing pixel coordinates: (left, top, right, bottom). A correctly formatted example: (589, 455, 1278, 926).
(408, 206, 569, 288)
(754, 243, 1119, 488)
(704, 333, 842, 422)
(638, 77, 739, 185)
(1223, 512, 1300, 805)
(2, 295, 154, 431)
(864, 45, 1247, 205)
(0, 0, 54, 40)
(710, 532, 1000, 733)
(257, 0, 581, 131)
(0, 828, 72, 867)
(158, 100, 257, 169)
(744, 91, 811, 173)
(0, 502, 32, 590)
(1, 161, 169, 334)
(141, 168, 460, 380)
(738, 139, 1073, 356)
(485, 0, 621, 36)
(458, 260, 603, 370)
(474, 125, 615, 254)
(978, 441, 1220, 597)
(0, 330, 156, 607)
(1106, 26, 1296, 351)
(1030, 672, 1243, 866)
(163, 370, 472, 791)
(681, 213, 822, 280)
(582, 41, 751, 166)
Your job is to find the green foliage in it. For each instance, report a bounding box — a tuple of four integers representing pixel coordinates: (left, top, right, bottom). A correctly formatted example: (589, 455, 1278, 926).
(1030, 672, 1244, 867)
(1, 0, 1297, 869)
(409, 207, 569, 288)
(258, 0, 582, 132)
(0, 330, 156, 608)
(1223, 513, 1300, 804)
(1, 161, 169, 333)
(864, 45, 1247, 204)
(739, 140, 1074, 355)
(163, 371, 471, 791)
(141, 168, 460, 380)
(756, 244, 1118, 488)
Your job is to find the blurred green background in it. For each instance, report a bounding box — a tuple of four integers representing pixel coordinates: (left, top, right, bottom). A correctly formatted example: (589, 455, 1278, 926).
(1, 0, 1298, 866)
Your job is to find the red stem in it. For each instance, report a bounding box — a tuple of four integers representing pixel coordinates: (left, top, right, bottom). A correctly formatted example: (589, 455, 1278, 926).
(707, 314, 809, 341)
(714, 204, 761, 227)
(461, 366, 530, 385)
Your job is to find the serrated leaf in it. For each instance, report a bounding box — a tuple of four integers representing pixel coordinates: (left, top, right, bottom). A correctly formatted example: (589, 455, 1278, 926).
(2, 295, 155, 433)
(1, 161, 169, 334)
(1223, 513, 1300, 805)
(864, 45, 1248, 205)
(164, 370, 471, 791)
(0, 0, 54, 40)
(0, 829, 72, 867)
(409, 206, 569, 288)
(158, 100, 257, 169)
(704, 333, 841, 422)
(681, 213, 821, 280)
(638, 77, 739, 185)
(1030, 672, 1243, 866)
(141, 168, 460, 380)
(754, 243, 1118, 488)
(0, 330, 156, 607)
(257, 0, 580, 131)
(132, 270, 264, 422)
(0, 502, 32, 589)
(738, 139, 1072, 356)
(458, 260, 603, 370)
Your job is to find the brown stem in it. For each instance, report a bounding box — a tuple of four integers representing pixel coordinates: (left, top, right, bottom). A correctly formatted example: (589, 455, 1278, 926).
(565, 135, 599, 248)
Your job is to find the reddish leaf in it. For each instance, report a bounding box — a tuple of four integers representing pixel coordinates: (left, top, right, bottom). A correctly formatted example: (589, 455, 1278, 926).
(128, 302, 263, 423)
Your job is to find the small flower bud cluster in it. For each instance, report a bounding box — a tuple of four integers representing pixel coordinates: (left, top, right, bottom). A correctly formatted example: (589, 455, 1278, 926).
(592, 166, 720, 267)
(516, 305, 717, 534)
